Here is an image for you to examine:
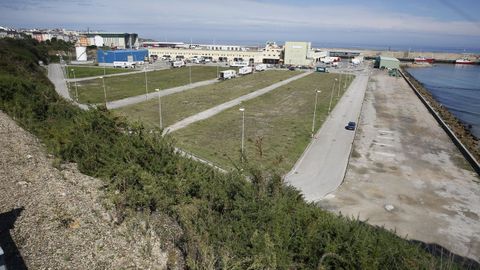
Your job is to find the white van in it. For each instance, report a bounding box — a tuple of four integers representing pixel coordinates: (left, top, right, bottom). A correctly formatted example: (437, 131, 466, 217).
(219, 70, 237, 80)
(239, 66, 253, 75)
(255, 64, 267, 71)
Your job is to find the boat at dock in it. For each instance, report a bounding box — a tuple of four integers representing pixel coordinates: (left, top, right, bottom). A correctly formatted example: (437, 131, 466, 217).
(455, 58, 476, 65)
(414, 57, 434, 63)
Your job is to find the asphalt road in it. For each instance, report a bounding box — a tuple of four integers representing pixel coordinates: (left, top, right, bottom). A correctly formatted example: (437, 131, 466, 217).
(164, 71, 312, 134)
(47, 64, 88, 110)
(284, 70, 369, 202)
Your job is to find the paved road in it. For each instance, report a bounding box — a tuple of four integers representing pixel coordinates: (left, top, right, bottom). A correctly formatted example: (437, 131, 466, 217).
(107, 78, 220, 109)
(47, 64, 89, 110)
(284, 71, 369, 202)
(164, 71, 312, 134)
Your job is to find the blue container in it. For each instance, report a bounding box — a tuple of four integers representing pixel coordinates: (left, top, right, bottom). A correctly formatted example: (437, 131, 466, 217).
(97, 49, 148, 63)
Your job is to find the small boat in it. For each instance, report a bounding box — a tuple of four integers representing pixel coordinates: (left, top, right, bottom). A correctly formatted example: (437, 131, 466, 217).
(455, 58, 475, 65)
(414, 57, 434, 63)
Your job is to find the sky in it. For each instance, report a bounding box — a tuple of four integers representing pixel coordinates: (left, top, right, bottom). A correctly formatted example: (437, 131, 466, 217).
(1, 0, 480, 51)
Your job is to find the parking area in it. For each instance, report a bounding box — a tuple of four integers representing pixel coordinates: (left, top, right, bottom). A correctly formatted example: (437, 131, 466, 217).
(318, 69, 480, 261)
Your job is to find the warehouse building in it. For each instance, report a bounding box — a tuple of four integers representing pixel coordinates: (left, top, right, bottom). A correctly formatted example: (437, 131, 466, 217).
(97, 49, 148, 66)
(283, 41, 314, 66)
(375, 56, 400, 69)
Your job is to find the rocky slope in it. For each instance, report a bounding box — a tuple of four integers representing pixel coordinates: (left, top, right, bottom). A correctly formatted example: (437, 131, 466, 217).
(0, 110, 182, 269)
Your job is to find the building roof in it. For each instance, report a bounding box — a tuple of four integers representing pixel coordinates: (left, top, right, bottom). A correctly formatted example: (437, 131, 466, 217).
(380, 56, 400, 62)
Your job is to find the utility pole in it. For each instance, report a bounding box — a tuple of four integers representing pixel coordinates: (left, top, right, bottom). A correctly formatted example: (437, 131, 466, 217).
(239, 107, 245, 162)
(328, 79, 336, 115)
(155, 88, 163, 129)
(100, 76, 107, 108)
(144, 66, 148, 100)
(311, 90, 321, 137)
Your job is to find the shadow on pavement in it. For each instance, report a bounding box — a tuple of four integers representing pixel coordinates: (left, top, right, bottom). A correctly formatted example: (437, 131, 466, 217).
(0, 207, 27, 270)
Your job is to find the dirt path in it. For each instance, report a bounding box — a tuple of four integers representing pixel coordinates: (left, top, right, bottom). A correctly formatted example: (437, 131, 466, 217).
(164, 71, 312, 134)
(107, 78, 219, 109)
(318, 70, 480, 262)
(0, 110, 182, 269)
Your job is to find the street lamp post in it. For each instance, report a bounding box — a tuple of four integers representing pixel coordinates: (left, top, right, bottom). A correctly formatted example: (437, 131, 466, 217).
(328, 78, 337, 115)
(71, 69, 78, 102)
(239, 107, 245, 161)
(311, 90, 321, 137)
(100, 76, 107, 107)
(337, 73, 342, 98)
(189, 64, 192, 84)
(144, 66, 148, 100)
(155, 88, 163, 129)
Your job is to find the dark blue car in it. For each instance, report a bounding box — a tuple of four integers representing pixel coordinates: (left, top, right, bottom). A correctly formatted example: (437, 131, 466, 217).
(345, 121, 356, 130)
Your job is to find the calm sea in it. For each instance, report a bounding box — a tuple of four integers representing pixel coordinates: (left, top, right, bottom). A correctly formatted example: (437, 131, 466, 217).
(407, 64, 480, 138)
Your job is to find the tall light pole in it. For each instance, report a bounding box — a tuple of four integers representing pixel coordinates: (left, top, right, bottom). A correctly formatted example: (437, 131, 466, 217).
(155, 88, 163, 129)
(100, 76, 107, 108)
(144, 66, 148, 100)
(71, 68, 78, 102)
(239, 107, 245, 162)
(337, 73, 342, 98)
(311, 90, 321, 137)
(328, 78, 337, 115)
(189, 64, 192, 84)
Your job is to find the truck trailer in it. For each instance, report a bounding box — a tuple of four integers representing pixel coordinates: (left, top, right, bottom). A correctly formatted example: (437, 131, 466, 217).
(238, 66, 253, 75)
(219, 70, 237, 80)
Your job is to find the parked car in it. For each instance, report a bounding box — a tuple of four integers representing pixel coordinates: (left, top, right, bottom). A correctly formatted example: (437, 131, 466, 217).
(345, 121, 356, 130)
(288, 66, 296, 71)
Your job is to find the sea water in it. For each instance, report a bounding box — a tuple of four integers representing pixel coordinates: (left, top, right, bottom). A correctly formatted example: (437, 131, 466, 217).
(407, 64, 480, 138)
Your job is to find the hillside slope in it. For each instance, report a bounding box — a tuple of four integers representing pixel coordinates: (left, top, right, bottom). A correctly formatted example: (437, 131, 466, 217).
(0, 110, 182, 269)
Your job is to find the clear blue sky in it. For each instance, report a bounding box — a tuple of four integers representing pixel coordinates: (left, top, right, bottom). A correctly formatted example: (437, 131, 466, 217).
(1, 0, 479, 51)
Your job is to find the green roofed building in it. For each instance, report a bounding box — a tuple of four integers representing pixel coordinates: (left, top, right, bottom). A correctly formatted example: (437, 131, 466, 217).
(375, 56, 400, 69)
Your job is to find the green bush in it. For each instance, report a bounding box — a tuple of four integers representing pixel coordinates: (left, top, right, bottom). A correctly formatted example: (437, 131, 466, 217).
(0, 37, 467, 269)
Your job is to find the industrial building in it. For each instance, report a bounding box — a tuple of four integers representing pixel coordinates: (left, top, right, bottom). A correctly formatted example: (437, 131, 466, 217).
(77, 32, 138, 49)
(147, 42, 282, 64)
(375, 56, 400, 69)
(283, 41, 314, 66)
(97, 49, 148, 66)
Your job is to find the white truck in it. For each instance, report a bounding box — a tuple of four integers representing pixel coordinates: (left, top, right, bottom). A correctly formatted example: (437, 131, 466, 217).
(113, 61, 135, 68)
(238, 66, 253, 75)
(255, 64, 267, 71)
(219, 70, 237, 80)
(171, 60, 185, 68)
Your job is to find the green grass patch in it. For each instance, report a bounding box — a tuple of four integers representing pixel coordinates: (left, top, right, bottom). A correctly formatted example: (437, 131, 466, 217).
(75, 66, 231, 104)
(66, 65, 134, 79)
(173, 72, 354, 173)
(115, 70, 302, 128)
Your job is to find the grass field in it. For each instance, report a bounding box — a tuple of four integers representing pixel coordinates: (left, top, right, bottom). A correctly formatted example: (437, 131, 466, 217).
(115, 70, 302, 128)
(66, 65, 134, 79)
(74, 66, 232, 103)
(172, 72, 354, 173)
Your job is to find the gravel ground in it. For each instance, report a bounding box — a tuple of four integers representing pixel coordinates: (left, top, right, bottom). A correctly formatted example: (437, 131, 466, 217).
(0, 110, 183, 269)
(318, 70, 480, 262)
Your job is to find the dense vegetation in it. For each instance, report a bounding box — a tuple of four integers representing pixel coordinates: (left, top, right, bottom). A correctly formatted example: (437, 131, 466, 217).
(0, 37, 464, 269)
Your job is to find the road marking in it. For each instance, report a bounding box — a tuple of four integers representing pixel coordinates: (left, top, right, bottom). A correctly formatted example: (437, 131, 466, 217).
(374, 151, 396, 157)
(378, 130, 394, 134)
